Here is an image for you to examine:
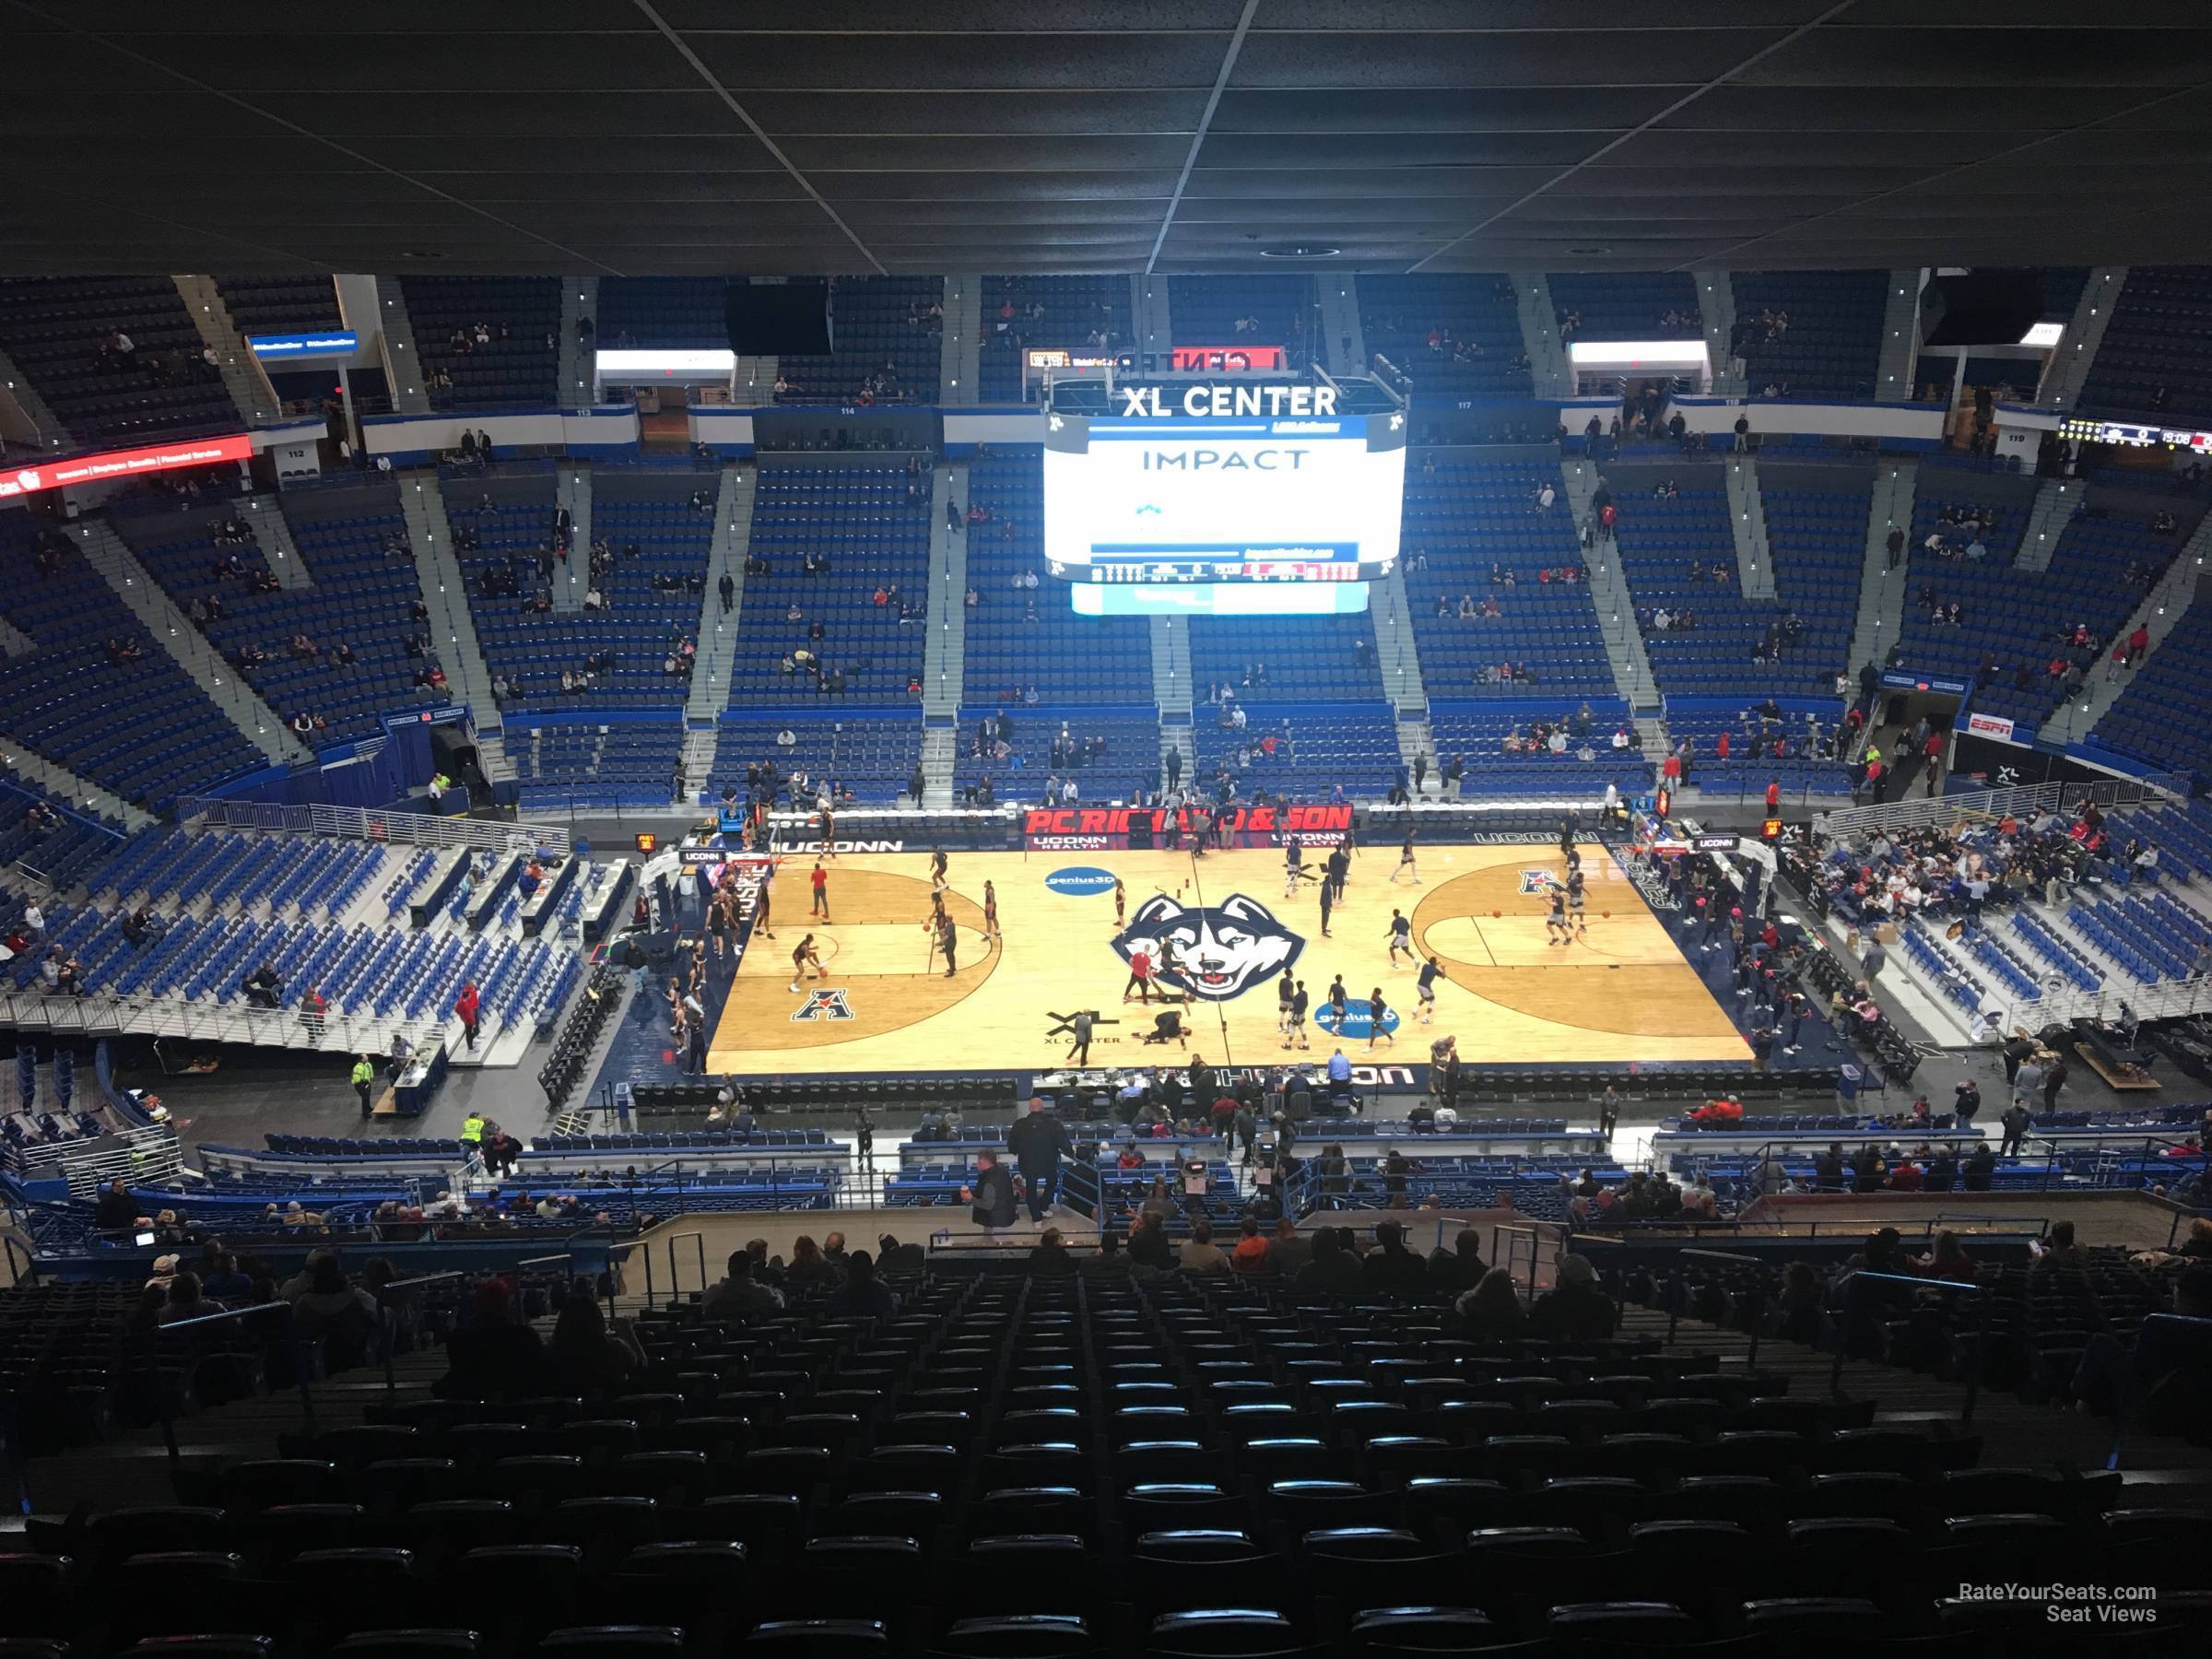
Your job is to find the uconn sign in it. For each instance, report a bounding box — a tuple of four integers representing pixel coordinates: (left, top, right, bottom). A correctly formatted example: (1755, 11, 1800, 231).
(1118, 383, 1339, 418)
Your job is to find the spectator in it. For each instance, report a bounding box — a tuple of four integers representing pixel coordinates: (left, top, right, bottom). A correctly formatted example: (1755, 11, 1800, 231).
(962, 1149, 1018, 1232)
(1360, 1220, 1428, 1296)
(1528, 1253, 1618, 1339)
(95, 1177, 138, 1230)
(546, 1296, 642, 1394)
(1295, 1227, 1362, 1298)
(1028, 1227, 1078, 1277)
(436, 1278, 545, 1400)
(1179, 1218, 1230, 1276)
(1230, 1217, 1272, 1274)
(1455, 1267, 1527, 1341)
(1265, 1217, 1312, 1277)
(1427, 1227, 1487, 1294)
(701, 1251, 786, 1319)
(782, 1235, 841, 1290)
(826, 1249, 900, 1316)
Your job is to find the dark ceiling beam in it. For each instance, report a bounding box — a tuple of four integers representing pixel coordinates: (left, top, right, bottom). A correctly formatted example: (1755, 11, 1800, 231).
(1145, 0, 1260, 276)
(1406, 2, 1858, 274)
(5, 0, 625, 275)
(632, 0, 887, 276)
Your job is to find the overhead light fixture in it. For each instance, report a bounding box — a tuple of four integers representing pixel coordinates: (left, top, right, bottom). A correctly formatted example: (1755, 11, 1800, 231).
(1257, 243, 1341, 259)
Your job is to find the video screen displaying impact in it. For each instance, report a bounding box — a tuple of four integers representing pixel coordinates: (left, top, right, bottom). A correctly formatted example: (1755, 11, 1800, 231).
(1042, 388, 1406, 616)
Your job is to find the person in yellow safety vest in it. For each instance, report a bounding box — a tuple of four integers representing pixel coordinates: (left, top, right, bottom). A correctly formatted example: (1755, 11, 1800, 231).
(460, 1112, 487, 1160)
(351, 1055, 376, 1118)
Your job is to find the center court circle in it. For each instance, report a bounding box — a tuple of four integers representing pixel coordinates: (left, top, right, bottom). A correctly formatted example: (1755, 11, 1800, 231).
(1045, 865, 1119, 896)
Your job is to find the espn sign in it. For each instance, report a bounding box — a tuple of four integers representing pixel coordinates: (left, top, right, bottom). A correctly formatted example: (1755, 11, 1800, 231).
(0, 432, 253, 500)
(1963, 711, 2017, 743)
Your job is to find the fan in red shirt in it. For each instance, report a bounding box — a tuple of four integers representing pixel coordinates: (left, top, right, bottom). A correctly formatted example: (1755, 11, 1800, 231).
(454, 982, 481, 1051)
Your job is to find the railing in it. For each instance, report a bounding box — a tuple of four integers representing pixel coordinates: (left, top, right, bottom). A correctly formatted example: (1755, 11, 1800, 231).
(1814, 772, 2184, 838)
(375, 1269, 464, 1395)
(176, 795, 571, 855)
(1665, 1246, 1772, 1365)
(138, 1300, 318, 1460)
(664, 1229, 709, 1307)
(1492, 1221, 1550, 1295)
(0, 988, 431, 1056)
(1832, 1267, 1991, 1427)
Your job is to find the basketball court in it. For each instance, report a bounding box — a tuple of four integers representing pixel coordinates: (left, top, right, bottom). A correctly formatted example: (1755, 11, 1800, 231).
(709, 841, 1750, 1077)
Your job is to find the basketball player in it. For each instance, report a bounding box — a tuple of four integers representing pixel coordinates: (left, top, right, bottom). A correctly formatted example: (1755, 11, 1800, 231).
(982, 879, 999, 945)
(810, 858, 830, 920)
(931, 849, 949, 892)
(1112, 876, 1127, 929)
(1288, 979, 1311, 1050)
(937, 912, 959, 978)
(1386, 908, 1415, 966)
(1367, 987, 1395, 1050)
(1317, 874, 1334, 938)
(819, 806, 837, 856)
(1566, 865, 1588, 938)
(788, 933, 825, 992)
(1389, 827, 1419, 886)
(1546, 885, 1571, 946)
(1157, 935, 1184, 992)
(1416, 953, 1441, 1022)
(1327, 975, 1349, 1031)
(1124, 944, 1154, 1004)
(751, 868, 775, 941)
(1277, 969, 1296, 1036)
(1283, 836, 1305, 898)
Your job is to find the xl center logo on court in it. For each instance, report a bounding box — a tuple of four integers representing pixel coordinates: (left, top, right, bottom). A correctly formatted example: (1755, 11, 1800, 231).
(1111, 892, 1303, 1001)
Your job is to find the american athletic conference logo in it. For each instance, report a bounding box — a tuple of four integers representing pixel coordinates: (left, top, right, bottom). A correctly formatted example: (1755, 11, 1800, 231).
(1518, 869, 1559, 895)
(792, 988, 853, 1022)
(1110, 892, 1303, 1002)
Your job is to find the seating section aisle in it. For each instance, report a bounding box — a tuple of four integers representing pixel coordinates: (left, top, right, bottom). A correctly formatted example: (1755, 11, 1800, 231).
(1167, 275, 1315, 365)
(1759, 469, 1873, 690)
(1401, 457, 1614, 700)
(114, 483, 426, 744)
(0, 276, 241, 441)
(960, 449, 1151, 705)
(2078, 266, 2212, 423)
(711, 715, 921, 806)
(0, 775, 126, 894)
(773, 276, 942, 405)
(215, 276, 345, 338)
(400, 276, 560, 410)
(1357, 274, 1533, 401)
(0, 516, 264, 811)
(1190, 612, 1389, 707)
(1549, 272, 1701, 341)
(1192, 703, 1401, 799)
(1426, 702, 1650, 801)
(1730, 271, 1887, 400)
(1898, 501, 2187, 731)
(444, 465, 564, 704)
(568, 465, 717, 709)
(978, 275, 1131, 401)
(2091, 604, 2212, 779)
(725, 465, 932, 707)
(598, 276, 730, 350)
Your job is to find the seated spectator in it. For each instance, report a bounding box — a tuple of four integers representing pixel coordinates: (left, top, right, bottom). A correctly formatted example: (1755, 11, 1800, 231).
(1455, 1266, 1527, 1341)
(702, 1250, 785, 1318)
(1527, 1253, 1617, 1339)
(1029, 1227, 1079, 1277)
(545, 1295, 642, 1394)
(1179, 1218, 1230, 1276)
(826, 1248, 900, 1315)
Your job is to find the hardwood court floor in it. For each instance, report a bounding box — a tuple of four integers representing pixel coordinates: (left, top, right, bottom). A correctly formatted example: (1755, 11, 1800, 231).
(709, 842, 1750, 1077)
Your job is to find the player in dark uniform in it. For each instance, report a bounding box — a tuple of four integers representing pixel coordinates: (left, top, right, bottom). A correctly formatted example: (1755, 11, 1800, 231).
(1367, 986, 1395, 1050)
(1283, 836, 1305, 898)
(1566, 866, 1588, 938)
(937, 912, 959, 977)
(1287, 979, 1311, 1051)
(1546, 886, 1571, 946)
(982, 879, 1000, 945)
(788, 934, 825, 992)
(1389, 828, 1419, 886)
(1112, 876, 1127, 929)
(1327, 975, 1349, 1032)
(1416, 954, 1441, 1023)
(1277, 970, 1297, 1038)
(931, 849, 949, 891)
(1386, 908, 1415, 966)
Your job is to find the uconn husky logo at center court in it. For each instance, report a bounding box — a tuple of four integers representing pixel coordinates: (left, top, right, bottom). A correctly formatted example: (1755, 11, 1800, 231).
(1111, 892, 1303, 1002)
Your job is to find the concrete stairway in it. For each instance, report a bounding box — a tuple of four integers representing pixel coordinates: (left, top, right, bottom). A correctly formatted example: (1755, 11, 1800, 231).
(551, 465, 590, 612)
(1371, 561, 1430, 714)
(733, 357, 777, 405)
(1874, 269, 1923, 404)
(236, 494, 312, 590)
(940, 276, 981, 401)
(0, 613, 38, 655)
(2038, 267, 2128, 410)
(558, 276, 598, 406)
(1559, 454, 1661, 712)
(1510, 272, 1572, 398)
(371, 276, 433, 415)
(1320, 274, 1367, 377)
(1723, 455, 1778, 599)
(1150, 614, 1194, 717)
(2015, 477, 2083, 573)
(397, 472, 513, 782)
(2040, 522, 2207, 746)
(172, 275, 279, 426)
(0, 338, 71, 451)
(919, 725, 956, 808)
(1693, 270, 1744, 395)
(1157, 722, 1195, 798)
(0, 748, 157, 831)
(922, 463, 968, 721)
(1133, 276, 1173, 369)
(1396, 713, 1438, 798)
(75, 519, 310, 766)
(678, 460, 757, 796)
(1845, 457, 1918, 676)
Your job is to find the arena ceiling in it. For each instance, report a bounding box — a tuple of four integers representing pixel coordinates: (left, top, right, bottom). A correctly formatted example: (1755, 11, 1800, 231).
(6, 0, 2212, 277)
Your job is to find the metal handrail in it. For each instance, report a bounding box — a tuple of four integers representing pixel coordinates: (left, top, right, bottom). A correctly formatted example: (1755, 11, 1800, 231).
(1665, 1245, 1772, 1364)
(1832, 1266, 1991, 1426)
(665, 1229, 708, 1307)
(140, 1298, 318, 1456)
(375, 1269, 465, 1395)
(1492, 1222, 1547, 1295)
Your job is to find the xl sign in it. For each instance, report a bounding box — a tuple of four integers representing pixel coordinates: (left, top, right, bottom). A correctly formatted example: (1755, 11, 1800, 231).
(1118, 383, 1339, 418)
